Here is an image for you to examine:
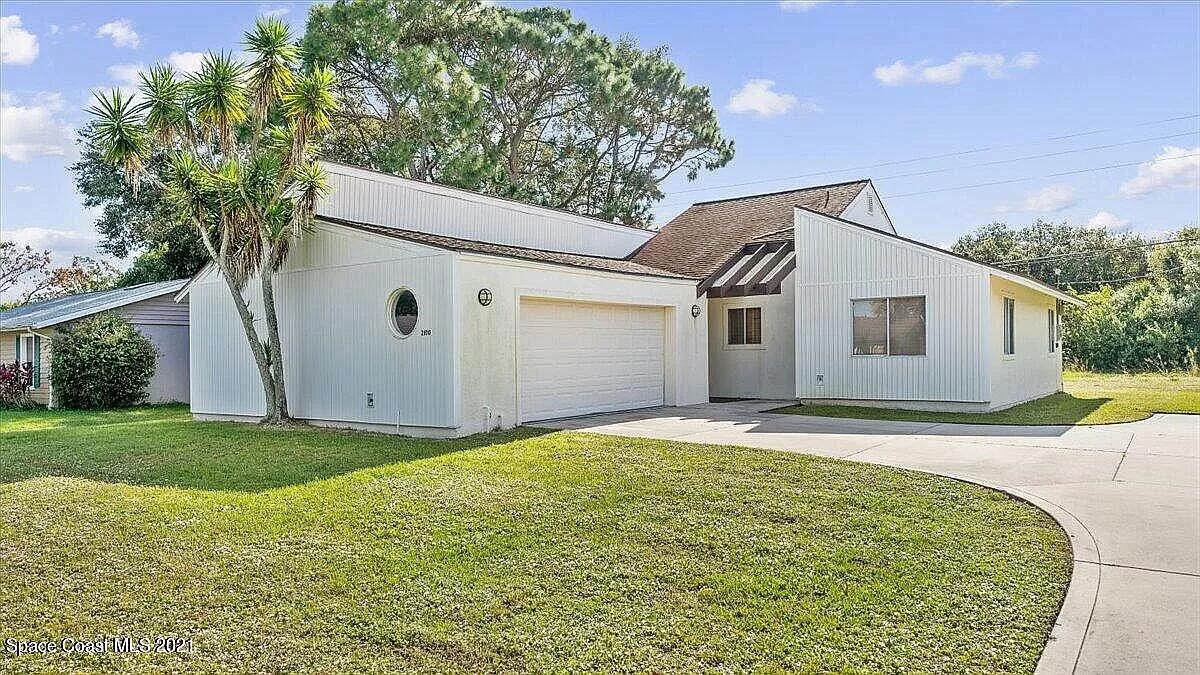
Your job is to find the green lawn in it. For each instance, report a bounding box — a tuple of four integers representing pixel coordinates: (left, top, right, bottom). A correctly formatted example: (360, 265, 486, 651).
(773, 371, 1200, 425)
(0, 406, 1070, 672)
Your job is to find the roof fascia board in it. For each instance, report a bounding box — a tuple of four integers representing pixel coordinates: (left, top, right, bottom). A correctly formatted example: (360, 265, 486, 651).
(794, 206, 1082, 306)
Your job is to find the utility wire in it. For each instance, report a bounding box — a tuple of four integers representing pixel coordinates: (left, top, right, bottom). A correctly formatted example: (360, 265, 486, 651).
(871, 131, 1198, 183)
(880, 153, 1200, 199)
(661, 112, 1200, 201)
(996, 237, 1199, 267)
(1060, 265, 1189, 286)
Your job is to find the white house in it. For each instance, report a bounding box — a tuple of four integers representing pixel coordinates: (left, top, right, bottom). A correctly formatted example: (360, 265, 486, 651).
(182, 162, 1079, 435)
(1, 279, 191, 406)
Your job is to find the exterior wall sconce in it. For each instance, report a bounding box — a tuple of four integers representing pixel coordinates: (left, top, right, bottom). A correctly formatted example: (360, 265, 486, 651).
(477, 288, 493, 306)
(691, 304, 702, 318)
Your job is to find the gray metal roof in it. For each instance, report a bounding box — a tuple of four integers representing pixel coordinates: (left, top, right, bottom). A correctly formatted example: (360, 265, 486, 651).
(0, 278, 189, 330)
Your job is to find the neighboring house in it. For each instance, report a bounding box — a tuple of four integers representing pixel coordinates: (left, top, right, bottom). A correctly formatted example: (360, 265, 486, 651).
(182, 162, 1079, 436)
(0, 279, 191, 406)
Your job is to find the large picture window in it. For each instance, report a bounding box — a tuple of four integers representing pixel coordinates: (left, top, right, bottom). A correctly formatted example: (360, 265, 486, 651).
(851, 296, 926, 356)
(727, 307, 762, 345)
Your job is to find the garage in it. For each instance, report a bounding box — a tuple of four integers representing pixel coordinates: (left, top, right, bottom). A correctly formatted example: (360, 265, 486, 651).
(518, 298, 665, 422)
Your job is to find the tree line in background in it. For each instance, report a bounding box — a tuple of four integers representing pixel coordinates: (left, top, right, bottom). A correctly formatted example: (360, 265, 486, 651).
(61, 0, 733, 287)
(952, 220, 1200, 373)
(4, 0, 1195, 378)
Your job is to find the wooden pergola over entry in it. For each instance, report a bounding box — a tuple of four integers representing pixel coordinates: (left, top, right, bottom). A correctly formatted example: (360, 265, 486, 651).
(696, 240, 796, 298)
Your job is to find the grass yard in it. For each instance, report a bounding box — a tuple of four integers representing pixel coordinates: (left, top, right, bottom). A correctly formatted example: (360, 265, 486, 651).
(0, 406, 1070, 672)
(774, 371, 1200, 425)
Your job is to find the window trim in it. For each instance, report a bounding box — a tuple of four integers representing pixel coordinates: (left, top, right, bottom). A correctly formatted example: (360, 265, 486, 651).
(849, 295, 927, 358)
(725, 306, 764, 350)
(387, 287, 419, 339)
(1002, 296, 1016, 358)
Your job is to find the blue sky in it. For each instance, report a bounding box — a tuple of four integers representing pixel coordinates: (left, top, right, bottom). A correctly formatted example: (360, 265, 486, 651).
(2, 0, 1198, 275)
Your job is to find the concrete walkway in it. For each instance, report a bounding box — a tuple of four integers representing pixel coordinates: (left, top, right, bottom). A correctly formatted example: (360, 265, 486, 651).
(543, 401, 1200, 674)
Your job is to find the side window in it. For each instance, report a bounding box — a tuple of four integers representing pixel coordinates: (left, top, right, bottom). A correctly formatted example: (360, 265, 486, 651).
(727, 307, 762, 346)
(852, 296, 926, 356)
(1047, 308, 1056, 353)
(1003, 297, 1015, 356)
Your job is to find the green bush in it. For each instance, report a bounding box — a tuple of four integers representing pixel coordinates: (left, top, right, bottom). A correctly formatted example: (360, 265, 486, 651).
(51, 314, 158, 409)
(1064, 281, 1200, 373)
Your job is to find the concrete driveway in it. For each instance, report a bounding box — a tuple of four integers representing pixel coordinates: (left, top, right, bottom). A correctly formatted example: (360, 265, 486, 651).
(542, 401, 1200, 675)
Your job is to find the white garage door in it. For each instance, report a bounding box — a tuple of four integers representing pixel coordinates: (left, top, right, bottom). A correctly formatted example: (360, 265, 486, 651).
(518, 299, 665, 422)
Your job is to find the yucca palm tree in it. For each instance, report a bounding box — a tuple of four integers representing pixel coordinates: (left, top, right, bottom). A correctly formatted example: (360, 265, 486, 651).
(85, 16, 337, 424)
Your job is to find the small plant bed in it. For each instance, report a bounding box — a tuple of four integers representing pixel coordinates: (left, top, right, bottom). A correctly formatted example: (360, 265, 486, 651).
(0, 406, 1070, 672)
(772, 371, 1200, 425)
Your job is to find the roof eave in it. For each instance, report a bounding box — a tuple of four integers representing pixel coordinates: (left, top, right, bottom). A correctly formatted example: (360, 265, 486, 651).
(793, 205, 1082, 306)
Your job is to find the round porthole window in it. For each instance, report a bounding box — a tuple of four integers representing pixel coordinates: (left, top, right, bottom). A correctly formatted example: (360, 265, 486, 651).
(389, 288, 419, 338)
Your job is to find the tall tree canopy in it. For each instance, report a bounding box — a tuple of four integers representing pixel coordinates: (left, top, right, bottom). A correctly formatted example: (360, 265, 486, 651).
(302, 0, 734, 226)
(70, 135, 208, 283)
(952, 220, 1200, 372)
(950, 219, 1153, 291)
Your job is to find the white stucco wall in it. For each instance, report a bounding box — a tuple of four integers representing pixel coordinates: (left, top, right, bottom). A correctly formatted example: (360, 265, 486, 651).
(793, 209, 992, 406)
(987, 275, 1064, 409)
(707, 279, 796, 399)
(457, 255, 709, 435)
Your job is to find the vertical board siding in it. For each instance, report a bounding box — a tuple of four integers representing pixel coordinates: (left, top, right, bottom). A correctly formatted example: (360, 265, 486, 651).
(189, 225, 458, 427)
(794, 210, 989, 403)
(319, 165, 653, 258)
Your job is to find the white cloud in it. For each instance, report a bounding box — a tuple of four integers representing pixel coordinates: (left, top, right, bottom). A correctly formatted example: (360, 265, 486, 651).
(1022, 184, 1078, 212)
(0, 91, 74, 161)
(106, 62, 144, 89)
(728, 79, 812, 117)
(47, 24, 60, 36)
(96, 19, 140, 48)
(167, 51, 206, 74)
(12, 185, 34, 192)
(1085, 211, 1129, 230)
(1118, 146, 1200, 198)
(259, 4, 292, 18)
(2, 15, 39, 65)
(779, 1, 826, 11)
(4, 227, 99, 263)
(874, 51, 1039, 86)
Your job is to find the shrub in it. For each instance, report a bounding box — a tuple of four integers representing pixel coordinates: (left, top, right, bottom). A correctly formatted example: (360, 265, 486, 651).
(1064, 281, 1200, 373)
(0, 361, 36, 408)
(51, 314, 158, 409)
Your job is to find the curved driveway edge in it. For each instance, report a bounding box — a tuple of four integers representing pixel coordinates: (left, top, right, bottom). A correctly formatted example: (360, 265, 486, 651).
(542, 403, 1200, 674)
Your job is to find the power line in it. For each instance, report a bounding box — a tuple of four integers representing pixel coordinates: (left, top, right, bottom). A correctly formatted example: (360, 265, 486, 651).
(660, 112, 1200, 203)
(1060, 265, 1189, 287)
(880, 153, 1200, 200)
(997, 237, 1199, 267)
(871, 131, 1197, 183)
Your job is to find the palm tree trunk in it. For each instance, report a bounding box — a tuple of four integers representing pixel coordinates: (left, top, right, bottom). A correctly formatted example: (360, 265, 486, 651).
(221, 267, 279, 421)
(259, 254, 290, 422)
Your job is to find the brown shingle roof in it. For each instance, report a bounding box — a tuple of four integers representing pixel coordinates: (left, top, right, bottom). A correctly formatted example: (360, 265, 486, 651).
(631, 180, 870, 277)
(320, 216, 699, 280)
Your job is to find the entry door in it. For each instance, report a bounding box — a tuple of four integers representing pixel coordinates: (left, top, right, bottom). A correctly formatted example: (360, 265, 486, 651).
(518, 299, 665, 422)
